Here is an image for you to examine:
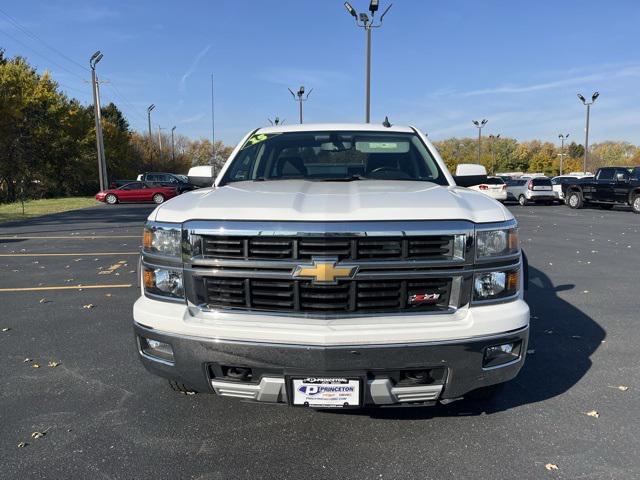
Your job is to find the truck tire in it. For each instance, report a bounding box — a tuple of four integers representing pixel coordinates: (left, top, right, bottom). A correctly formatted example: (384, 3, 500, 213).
(518, 195, 527, 206)
(152, 193, 166, 204)
(105, 193, 118, 205)
(465, 383, 505, 401)
(168, 380, 197, 394)
(632, 195, 640, 214)
(567, 191, 583, 209)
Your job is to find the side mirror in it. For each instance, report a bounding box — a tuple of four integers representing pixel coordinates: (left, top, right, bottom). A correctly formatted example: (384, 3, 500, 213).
(454, 164, 488, 188)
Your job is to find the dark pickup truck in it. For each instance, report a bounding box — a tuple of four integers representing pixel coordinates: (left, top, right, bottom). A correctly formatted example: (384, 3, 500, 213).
(563, 166, 640, 213)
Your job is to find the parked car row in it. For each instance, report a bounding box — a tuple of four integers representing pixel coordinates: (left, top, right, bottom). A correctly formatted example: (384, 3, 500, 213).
(99, 168, 218, 205)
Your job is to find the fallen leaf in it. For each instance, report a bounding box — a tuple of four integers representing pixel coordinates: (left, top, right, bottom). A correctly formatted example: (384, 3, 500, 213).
(39, 298, 47, 304)
(82, 304, 95, 309)
(31, 431, 45, 439)
(32, 363, 40, 368)
(23, 358, 32, 363)
(611, 385, 629, 392)
(585, 410, 599, 418)
(48, 361, 60, 368)
(545, 463, 558, 471)
(105, 293, 112, 297)
(17, 442, 27, 448)
(2, 327, 10, 332)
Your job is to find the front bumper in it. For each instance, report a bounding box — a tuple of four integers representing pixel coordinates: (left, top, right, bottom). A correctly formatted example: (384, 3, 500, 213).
(134, 322, 529, 405)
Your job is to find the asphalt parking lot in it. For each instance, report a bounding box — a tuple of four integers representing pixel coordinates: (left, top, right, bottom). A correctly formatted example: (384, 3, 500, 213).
(1, 202, 639, 479)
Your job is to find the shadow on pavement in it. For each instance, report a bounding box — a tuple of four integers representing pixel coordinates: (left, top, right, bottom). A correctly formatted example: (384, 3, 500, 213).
(330, 266, 605, 420)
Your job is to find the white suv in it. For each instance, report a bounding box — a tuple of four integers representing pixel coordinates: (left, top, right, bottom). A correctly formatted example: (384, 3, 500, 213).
(134, 124, 529, 409)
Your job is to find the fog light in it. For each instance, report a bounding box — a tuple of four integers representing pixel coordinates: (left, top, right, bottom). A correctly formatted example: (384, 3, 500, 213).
(483, 341, 522, 368)
(140, 337, 174, 363)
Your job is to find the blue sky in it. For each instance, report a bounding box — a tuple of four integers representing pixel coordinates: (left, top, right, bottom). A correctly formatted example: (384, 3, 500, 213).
(1, 0, 640, 146)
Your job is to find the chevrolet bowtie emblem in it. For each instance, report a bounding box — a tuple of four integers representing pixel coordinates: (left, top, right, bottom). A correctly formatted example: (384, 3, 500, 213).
(292, 259, 358, 284)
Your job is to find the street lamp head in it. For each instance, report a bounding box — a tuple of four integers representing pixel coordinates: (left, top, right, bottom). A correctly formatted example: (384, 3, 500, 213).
(591, 91, 599, 102)
(481, 119, 488, 125)
(577, 93, 586, 104)
(147, 104, 155, 113)
(369, 0, 379, 13)
(472, 120, 480, 126)
(298, 86, 305, 96)
(90, 51, 101, 62)
(172, 126, 176, 132)
(344, 2, 357, 17)
(359, 12, 370, 23)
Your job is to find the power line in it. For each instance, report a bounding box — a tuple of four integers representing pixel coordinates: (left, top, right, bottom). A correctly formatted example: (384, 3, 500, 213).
(0, 27, 87, 81)
(0, 7, 89, 73)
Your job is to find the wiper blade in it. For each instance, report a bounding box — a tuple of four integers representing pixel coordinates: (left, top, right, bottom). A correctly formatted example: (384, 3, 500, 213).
(317, 175, 367, 182)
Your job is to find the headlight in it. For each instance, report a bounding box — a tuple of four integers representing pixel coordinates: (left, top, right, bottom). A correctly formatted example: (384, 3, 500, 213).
(476, 228, 519, 259)
(143, 222, 181, 257)
(143, 267, 184, 299)
(473, 269, 519, 301)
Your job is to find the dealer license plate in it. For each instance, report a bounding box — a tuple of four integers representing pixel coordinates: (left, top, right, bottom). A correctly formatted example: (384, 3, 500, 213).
(291, 377, 361, 408)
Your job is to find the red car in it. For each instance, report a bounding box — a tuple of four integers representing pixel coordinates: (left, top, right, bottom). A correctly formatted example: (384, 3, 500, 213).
(95, 182, 178, 205)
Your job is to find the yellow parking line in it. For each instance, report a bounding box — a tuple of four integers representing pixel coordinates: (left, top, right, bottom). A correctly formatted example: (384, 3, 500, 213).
(0, 252, 139, 257)
(0, 284, 133, 292)
(0, 235, 140, 239)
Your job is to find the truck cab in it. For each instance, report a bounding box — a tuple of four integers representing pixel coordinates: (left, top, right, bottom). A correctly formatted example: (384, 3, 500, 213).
(134, 124, 530, 408)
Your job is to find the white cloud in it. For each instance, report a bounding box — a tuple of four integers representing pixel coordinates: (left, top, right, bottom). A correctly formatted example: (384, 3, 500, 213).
(178, 45, 211, 94)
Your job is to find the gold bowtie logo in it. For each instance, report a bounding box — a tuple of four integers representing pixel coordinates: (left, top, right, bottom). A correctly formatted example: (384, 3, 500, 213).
(293, 259, 358, 284)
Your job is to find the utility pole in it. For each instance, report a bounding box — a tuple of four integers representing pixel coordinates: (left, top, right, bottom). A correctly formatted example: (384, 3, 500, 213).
(90, 51, 107, 191)
(146, 104, 155, 169)
(472, 119, 488, 164)
(171, 126, 176, 164)
(577, 92, 599, 173)
(558, 133, 569, 175)
(489, 134, 500, 175)
(344, 1, 393, 123)
(158, 126, 164, 163)
(288, 86, 312, 124)
(211, 73, 215, 167)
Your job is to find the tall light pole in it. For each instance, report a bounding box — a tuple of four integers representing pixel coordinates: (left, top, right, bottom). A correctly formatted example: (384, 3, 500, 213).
(288, 86, 312, 124)
(344, 1, 393, 123)
(472, 119, 488, 164)
(90, 51, 107, 191)
(211, 74, 215, 166)
(558, 133, 569, 175)
(489, 134, 500, 175)
(577, 92, 599, 173)
(171, 126, 176, 164)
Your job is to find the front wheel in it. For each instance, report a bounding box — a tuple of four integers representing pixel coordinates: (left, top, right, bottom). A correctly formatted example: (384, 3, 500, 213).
(567, 191, 583, 209)
(152, 193, 165, 204)
(105, 193, 118, 205)
(632, 195, 640, 214)
(518, 195, 527, 206)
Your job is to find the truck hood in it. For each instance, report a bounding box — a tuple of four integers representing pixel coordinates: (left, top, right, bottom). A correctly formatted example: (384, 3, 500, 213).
(151, 180, 512, 224)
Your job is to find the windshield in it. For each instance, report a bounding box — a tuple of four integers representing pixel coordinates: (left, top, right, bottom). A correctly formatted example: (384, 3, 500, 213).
(220, 131, 447, 185)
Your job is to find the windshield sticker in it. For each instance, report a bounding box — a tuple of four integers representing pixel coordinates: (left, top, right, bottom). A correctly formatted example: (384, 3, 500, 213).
(242, 133, 280, 149)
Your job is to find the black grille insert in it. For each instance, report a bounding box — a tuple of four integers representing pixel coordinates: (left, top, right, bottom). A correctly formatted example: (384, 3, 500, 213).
(204, 277, 452, 314)
(198, 235, 454, 261)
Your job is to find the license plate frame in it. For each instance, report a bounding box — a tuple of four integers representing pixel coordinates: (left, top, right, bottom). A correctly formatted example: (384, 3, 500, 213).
(287, 376, 363, 408)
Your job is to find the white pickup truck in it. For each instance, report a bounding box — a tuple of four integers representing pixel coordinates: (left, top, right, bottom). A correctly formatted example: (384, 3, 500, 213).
(134, 123, 529, 408)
